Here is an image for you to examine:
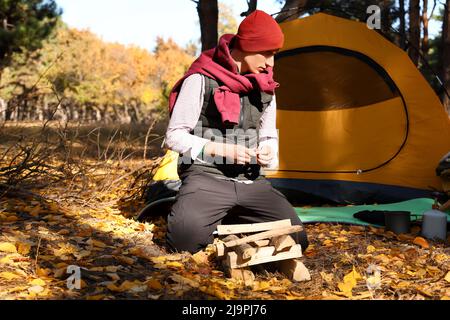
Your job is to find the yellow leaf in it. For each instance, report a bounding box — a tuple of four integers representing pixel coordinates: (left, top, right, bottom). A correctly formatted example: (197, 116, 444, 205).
(30, 278, 46, 286)
(441, 296, 450, 300)
(150, 256, 167, 264)
(335, 237, 348, 242)
(253, 281, 271, 291)
(17, 242, 31, 255)
(338, 266, 362, 297)
(322, 239, 333, 247)
(36, 267, 51, 278)
(166, 261, 184, 269)
(0, 272, 21, 280)
(445, 271, 450, 283)
(366, 245, 376, 253)
(0, 242, 17, 253)
(191, 251, 210, 265)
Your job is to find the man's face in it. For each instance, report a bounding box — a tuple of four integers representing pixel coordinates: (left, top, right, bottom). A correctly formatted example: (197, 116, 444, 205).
(241, 50, 278, 74)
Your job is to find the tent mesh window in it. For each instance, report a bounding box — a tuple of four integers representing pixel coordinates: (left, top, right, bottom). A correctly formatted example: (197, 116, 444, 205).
(275, 46, 401, 111)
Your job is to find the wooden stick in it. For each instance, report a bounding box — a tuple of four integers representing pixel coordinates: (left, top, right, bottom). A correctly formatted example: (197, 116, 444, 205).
(252, 239, 270, 247)
(217, 219, 292, 235)
(215, 235, 239, 257)
(237, 246, 275, 264)
(234, 243, 257, 261)
(224, 226, 303, 248)
(227, 244, 302, 269)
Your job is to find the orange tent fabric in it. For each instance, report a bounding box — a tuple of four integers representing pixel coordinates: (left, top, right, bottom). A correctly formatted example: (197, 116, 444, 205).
(266, 13, 450, 196)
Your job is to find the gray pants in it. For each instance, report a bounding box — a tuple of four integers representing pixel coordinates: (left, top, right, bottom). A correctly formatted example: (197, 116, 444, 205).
(166, 171, 309, 253)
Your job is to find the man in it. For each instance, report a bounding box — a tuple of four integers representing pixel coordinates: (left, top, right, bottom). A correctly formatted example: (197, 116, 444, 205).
(164, 10, 309, 253)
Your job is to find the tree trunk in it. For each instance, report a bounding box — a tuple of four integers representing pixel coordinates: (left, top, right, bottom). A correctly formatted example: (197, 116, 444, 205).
(399, 0, 407, 49)
(381, 0, 391, 37)
(275, 0, 309, 23)
(422, 0, 429, 61)
(0, 98, 6, 122)
(441, 0, 450, 114)
(196, 0, 218, 51)
(409, 0, 421, 66)
(241, 0, 257, 17)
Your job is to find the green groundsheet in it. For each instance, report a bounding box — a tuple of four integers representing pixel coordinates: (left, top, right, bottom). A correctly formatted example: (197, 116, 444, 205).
(295, 198, 450, 226)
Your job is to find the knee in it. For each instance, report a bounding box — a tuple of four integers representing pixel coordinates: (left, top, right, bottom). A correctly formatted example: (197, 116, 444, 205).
(166, 220, 213, 254)
(290, 219, 309, 252)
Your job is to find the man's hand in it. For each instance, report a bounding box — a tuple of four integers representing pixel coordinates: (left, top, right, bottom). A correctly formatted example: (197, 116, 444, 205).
(203, 142, 257, 165)
(256, 145, 274, 167)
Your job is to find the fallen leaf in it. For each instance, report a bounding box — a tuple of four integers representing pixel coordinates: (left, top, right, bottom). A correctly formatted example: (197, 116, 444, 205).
(29, 206, 41, 217)
(166, 261, 184, 269)
(191, 251, 210, 265)
(86, 295, 106, 300)
(170, 274, 200, 288)
(445, 271, 450, 283)
(413, 237, 430, 249)
(105, 266, 119, 273)
(107, 280, 147, 293)
(115, 255, 135, 265)
(36, 267, 51, 278)
(87, 239, 107, 248)
(17, 242, 31, 255)
(338, 266, 362, 298)
(320, 272, 334, 284)
(28, 285, 44, 294)
(0, 242, 17, 253)
(107, 273, 120, 281)
(147, 279, 163, 290)
(30, 278, 46, 286)
(0, 272, 21, 280)
(366, 245, 376, 253)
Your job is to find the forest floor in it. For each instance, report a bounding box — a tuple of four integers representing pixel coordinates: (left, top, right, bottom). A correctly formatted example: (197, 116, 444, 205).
(0, 122, 450, 300)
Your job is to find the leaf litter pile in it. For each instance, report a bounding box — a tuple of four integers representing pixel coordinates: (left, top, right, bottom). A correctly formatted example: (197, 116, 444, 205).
(1, 158, 450, 300)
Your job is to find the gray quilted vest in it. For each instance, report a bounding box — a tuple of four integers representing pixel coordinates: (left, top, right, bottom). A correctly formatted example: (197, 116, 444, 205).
(178, 75, 273, 181)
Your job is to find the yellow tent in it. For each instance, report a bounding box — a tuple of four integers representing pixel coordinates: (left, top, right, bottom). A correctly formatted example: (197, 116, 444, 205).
(152, 13, 450, 205)
(264, 13, 450, 204)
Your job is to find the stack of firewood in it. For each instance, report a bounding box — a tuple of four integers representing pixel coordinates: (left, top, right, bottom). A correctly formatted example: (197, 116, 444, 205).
(213, 219, 311, 286)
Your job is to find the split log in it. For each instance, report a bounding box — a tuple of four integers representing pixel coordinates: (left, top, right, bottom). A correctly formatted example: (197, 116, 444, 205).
(227, 244, 302, 269)
(224, 226, 303, 248)
(252, 239, 271, 247)
(277, 259, 311, 282)
(217, 219, 292, 235)
(271, 235, 296, 252)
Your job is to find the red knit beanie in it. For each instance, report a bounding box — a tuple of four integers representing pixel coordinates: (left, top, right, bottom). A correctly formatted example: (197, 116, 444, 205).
(234, 10, 285, 52)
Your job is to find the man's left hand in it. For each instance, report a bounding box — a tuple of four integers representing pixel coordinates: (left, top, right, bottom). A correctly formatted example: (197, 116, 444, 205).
(257, 145, 274, 167)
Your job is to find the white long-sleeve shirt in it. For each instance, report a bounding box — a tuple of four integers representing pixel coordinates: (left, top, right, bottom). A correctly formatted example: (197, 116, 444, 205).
(164, 73, 279, 170)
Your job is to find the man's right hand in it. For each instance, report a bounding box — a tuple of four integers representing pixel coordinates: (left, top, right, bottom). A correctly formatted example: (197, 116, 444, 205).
(203, 142, 256, 165)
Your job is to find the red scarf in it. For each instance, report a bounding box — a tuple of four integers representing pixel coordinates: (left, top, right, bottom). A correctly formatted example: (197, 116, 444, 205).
(168, 34, 279, 125)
